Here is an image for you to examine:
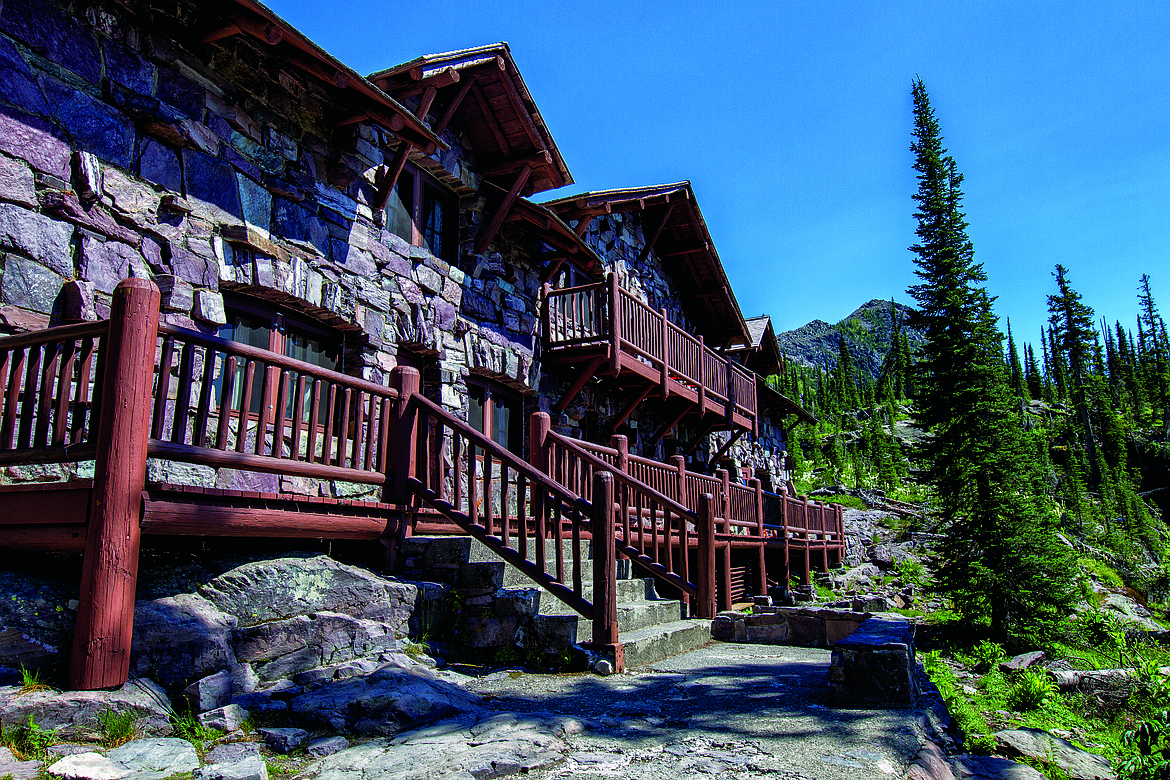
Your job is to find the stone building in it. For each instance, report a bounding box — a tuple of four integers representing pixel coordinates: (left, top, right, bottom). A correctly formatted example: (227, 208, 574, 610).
(0, 0, 810, 497)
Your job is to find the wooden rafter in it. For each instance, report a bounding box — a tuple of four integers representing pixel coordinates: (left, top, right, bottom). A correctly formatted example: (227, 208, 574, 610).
(492, 65, 546, 152)
(637, 202, 675, 262)
(574, 215, 593, 236)
(432, 75, 476, 136)
(415, 86, 438, 121)
(474, 165, 532, 254)
(371, 145, 410, 213)
(606, 384, 654, 437)
(552, 356, 606, 413)
(652, 402, 695, 445)
(481, 151, 552, 179)
(378, 66, 460, 99)
(471, 79, 511, 156)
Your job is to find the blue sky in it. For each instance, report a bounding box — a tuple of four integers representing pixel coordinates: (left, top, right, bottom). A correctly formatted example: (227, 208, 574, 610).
(268, 0, 1170, 348)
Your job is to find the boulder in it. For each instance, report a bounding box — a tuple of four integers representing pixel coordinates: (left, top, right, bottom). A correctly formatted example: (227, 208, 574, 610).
(0, 746, 43, 780)
(952, 754, 1046, 779)
(183, 670, 233, 712)
(256, 727, 309, 754)
(288, 662, 479, 736)
(130, 593, 237, 686)
(993, 728, 1116, 780)
(47, 738, 198, 780)
(200, 556, 413, 627)
(0, 570, 75, 670)
(0, 678, 172, 741)
(999, 651, 1045, 673)
(195, 742, 267, 780)
(306, 737, 349, 758)
(231, 611, 399, 682)
(197, 704, 246, 732)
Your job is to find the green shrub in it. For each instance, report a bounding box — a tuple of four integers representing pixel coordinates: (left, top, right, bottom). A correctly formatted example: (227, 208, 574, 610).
(895, 557, 928, 589)
(1010, 667, 1057, 711)
(17, 667, 53, 695)
(1122, 710, 1170, 780)
(970, 640, 1007, 671)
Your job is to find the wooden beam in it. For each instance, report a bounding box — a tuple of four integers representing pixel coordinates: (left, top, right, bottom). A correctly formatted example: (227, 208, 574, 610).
(141, 499, 401, 540)
(684, 417, 721, 455)
(474, 164, 531, 254)
(540, 257, 566, 284)
(334, 110, 405, 132)
(574, 215, 593, 236)
(638, 202, 675, 262)
(372, 144, 411, 214)
(230, 13, 283, 45)
(415, 85, 438, 120)
(491, 64, 546, 152)
(651, 402, 695, 445)
(552, 356, 606, 413)
(480, 151, 552, 179)
(378, 66, 460, 99)
(659, 245, 711, 258)
(471, 79, 511, 156)
(200, 22, 242, 44)
(605, 384, 654, 437)
(432, 74, 476, 136)
(709, 429, 746, 467)
(286, 51, 350, 89)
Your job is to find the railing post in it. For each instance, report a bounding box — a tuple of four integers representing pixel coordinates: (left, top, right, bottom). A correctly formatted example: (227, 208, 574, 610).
(530, 412, 551, 571)
(819, 500, 830, 573)
(697, 335, 706, 412)
(541, 281, 553, 344)
(751, 477, 766, 597)
(387, 366, 420, 506)
(716, 468, 731, 533)
(715, 468, 731, 610)
(801, 495, 812, 586)
(69, 278, 159, 691)
(779, 488, 791, 592)
(608, 272, 622, 377)
(668, 454, 689, 613)
(589, 470, 623, 670)
(725, 359, 735, 426)
(697, 491, 717, 618)
(611, 433, 628, 474)
(659, 308, 669, 398)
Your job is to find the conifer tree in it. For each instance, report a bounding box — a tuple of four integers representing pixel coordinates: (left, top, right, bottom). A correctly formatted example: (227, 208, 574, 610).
(1048, 264, 1101, 486)
(1006, 320, 1027, 401)
(906, 78, 1075, 643)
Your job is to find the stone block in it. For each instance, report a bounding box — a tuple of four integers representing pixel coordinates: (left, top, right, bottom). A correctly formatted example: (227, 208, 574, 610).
(193, 290, 226, 325)
(0, 0, 102, 85)
(103, 39, 154, 95)
(39, 75, 134, 169)
(790, 615, 826, 647)
(0, 105, 71, 179)
(257, 728, 309, 754)
(183, 670, 233, 713)
(102, 167, 159, 215)
(59, 279, 97, 321)
(137, 138, 182, 192)
(744, 621, 788, 643)
(306, 737, 349, 758)
(710, 615, 734, 641)
(825, 618, 863, 646)
(0, 203, 74, 276)
(0, 154, 35, 207)
(828, 617, 917, 708)
(183, 149, 243, 224)
(415, 264, 444, 294)
(78, 234, 149, 294)
(0, 35, 49, 117)
(156, 275, 194, 313)
(1000, 650, 1046, 673)
(0, 254, 63, 314)
(197, 704, 247, 732)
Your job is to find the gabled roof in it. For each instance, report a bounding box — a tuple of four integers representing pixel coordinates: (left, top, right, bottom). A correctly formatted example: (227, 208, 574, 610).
(541, 182, 750, 349)
(758, 378, 818, 426)
(370, 44, 571, 195)
(508, 198, 604, 274)
(740, 315, 784, 377)
(206, 0, 442, 153)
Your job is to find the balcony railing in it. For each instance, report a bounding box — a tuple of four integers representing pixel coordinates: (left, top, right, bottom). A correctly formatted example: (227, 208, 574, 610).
(543, 274, 758, 433)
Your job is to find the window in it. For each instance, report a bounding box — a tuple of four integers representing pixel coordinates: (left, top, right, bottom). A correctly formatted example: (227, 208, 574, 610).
(217, 296, 343, 419)
(467, 379, 523, 456)
(386, 165, 457, 261)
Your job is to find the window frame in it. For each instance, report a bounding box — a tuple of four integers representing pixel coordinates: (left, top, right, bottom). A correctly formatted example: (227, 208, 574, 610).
(386, 164, 458, 262)
(467, 377, 524, 457)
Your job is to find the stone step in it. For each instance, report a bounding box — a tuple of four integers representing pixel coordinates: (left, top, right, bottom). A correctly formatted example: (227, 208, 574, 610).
(530, 598, 686, 644)
(619, 619, 714, 668)
(502, 576, 657, 606)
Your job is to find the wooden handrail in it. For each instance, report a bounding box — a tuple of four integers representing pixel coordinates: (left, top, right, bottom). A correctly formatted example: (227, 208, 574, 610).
(158, 324, 398, 400)
(0, 320, 109, 350)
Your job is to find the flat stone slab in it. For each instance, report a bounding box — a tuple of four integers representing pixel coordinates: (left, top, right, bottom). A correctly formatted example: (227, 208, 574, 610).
(993, 728, 1116, 780)
(47, 738, 198, 780)
(0, 746, 43, 780)
(0, 679, 173, 741)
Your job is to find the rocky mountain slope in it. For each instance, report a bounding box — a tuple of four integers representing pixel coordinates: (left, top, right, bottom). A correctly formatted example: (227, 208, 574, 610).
(778, 299, 925, 380)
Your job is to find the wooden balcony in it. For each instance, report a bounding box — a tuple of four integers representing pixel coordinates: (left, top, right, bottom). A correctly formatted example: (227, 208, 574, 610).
(542, 274, 759, 442)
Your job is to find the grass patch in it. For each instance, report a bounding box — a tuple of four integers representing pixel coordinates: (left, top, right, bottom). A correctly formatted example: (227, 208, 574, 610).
(17, 667, 54, 696)
(815, 493, 866, 511)
(169, 711, 223, 756)
(97, 708, 141, 748)
(0, 715, 57, 760)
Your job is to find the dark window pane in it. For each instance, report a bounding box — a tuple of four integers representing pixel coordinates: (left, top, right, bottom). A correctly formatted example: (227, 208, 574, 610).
(387, 171, 414, 245)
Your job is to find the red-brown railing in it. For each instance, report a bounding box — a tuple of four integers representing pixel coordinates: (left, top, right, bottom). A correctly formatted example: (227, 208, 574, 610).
(146, 325, 397, 486)
(0, 321, 108, 465)
(542, 274, 758, 430)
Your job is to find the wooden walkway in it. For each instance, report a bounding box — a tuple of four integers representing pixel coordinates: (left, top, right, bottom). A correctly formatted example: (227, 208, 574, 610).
(0, 279, 844, 690)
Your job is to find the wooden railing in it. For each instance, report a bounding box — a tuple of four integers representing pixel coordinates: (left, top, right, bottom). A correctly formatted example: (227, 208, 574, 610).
(0, 321, 108, 465)
(146, 325, 397, 486)
(543, 274, 758, 430)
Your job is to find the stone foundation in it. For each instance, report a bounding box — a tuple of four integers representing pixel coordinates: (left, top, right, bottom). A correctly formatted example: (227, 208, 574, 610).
(828, 616, 918, 708)
(710, 605, 871, 648)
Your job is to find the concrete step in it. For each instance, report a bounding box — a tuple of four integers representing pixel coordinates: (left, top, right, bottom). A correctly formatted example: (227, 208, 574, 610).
(503, 576, 656, 606)
(530, 598, 686, 643)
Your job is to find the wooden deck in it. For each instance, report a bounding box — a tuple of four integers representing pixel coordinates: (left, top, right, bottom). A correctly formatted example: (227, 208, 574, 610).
(543, 273, 759, 441)
(0, 279, 843, 690)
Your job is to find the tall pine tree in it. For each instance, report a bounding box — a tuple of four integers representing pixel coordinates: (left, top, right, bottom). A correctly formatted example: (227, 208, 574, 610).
(906, 79, 1074, 644)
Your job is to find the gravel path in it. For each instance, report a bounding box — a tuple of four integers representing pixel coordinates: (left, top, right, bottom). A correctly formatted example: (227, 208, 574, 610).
(463, 641, 925, 779)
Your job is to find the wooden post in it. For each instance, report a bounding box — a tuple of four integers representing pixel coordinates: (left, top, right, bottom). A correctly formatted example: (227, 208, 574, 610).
(697, 491, 717, 618)
(608, 272, 622, 376)
(697, 335, 706, 413)
(717, 466, 732, 610)
(716, 468, 731, 533)
(540, 282, 553, 345)
(590, 470, 623, 670)
(725, 359, 735, 426)
(659, 308, 670, 398)
(751, 477, 766, 596)
(388, 367, 420, 506)
(69, 278, 160, 690)
(780, 488, 791, 591)
(801, 496, 811, 586)
(819, 501, 830, 573)
(668, 454, 689, 612)
(529, 412, 551, 573)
